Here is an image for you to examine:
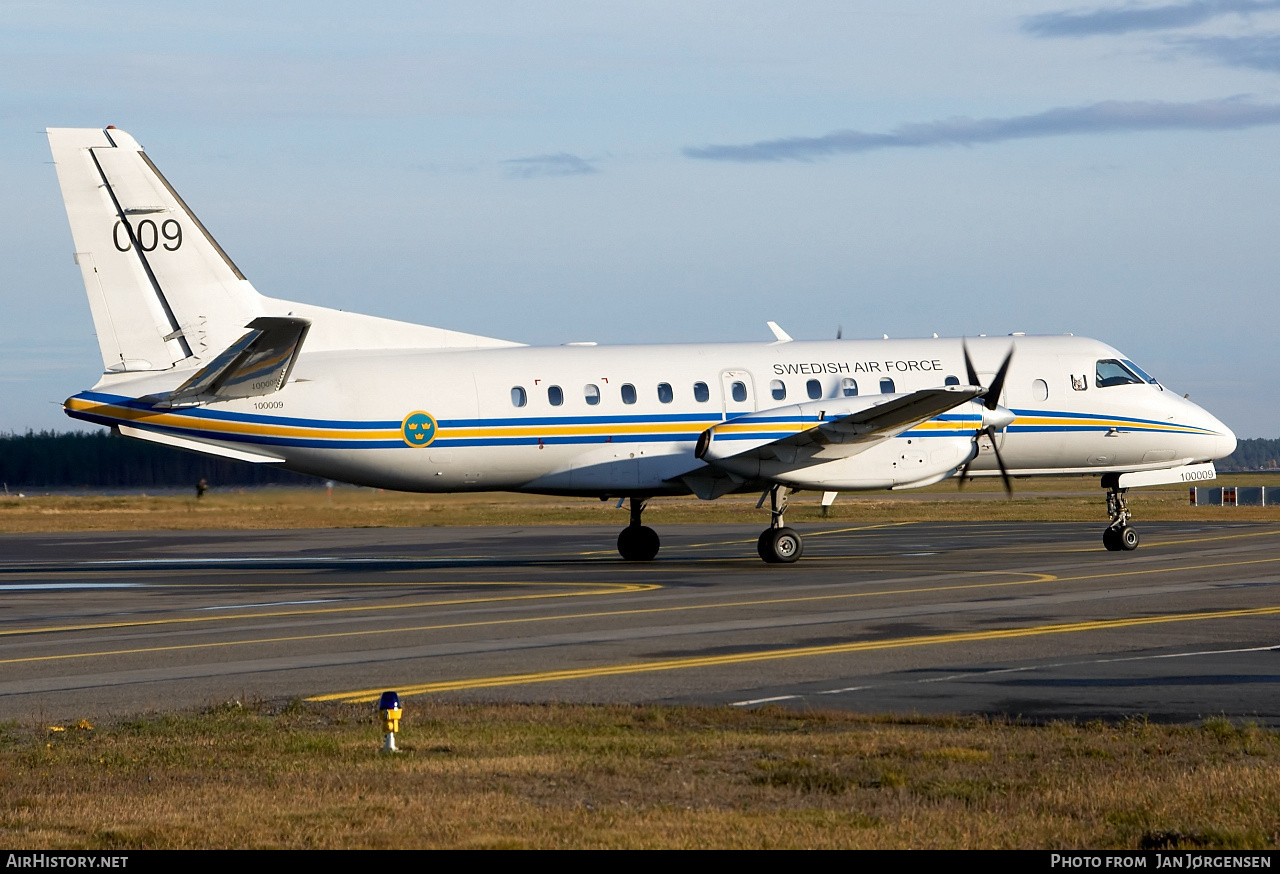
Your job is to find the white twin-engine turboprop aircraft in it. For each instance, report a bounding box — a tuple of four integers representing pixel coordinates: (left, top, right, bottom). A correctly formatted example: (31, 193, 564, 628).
(48, 127, 1236, 562)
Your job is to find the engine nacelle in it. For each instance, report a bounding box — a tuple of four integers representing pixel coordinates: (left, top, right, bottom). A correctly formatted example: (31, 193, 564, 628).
(711, 434, 976, 490)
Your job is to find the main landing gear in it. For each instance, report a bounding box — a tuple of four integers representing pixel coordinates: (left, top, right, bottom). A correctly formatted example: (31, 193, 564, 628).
(617, 497, 660, 561)
(757, 485, 804, 564)
(1101, 476, 1140, 552)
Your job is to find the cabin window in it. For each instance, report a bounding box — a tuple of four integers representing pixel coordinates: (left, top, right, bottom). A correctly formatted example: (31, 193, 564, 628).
(1032, 379, 1049, 402)
(548, 385, 564, 406)
(770, 379, 786, 401)
(584, 384, 600, 406)
(731, 381, 747, 403)
(621, 383, 637, 405)
(657, 382, 674, 404)
(1095, 359, 1144, 388)
(806, 379, 822, 400)
(511, 386, 527, 408)
(944, 375, 960, 386)
(693, 381, 710, 403)
(841, 377, 858, 397)
(880, 378, 895, 393)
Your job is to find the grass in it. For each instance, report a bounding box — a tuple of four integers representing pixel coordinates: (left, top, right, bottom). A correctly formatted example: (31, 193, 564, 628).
(3, 702, 1278, 849)
(1, 475, 1278, 533)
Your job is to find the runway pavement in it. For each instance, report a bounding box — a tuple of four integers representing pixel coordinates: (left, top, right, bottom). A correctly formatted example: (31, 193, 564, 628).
(1, 520, 1278, 724)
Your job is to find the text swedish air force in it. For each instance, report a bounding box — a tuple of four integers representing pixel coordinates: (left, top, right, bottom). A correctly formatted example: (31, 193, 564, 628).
(773, 359, 944, 376)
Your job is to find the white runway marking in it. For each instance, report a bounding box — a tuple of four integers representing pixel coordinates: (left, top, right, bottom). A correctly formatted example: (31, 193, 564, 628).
(89, 557, 386, 565)
(732, 645, 1280, 707)
(730, 695, 801, 706)
(819, 644, 1280, 697)
(84, 557, 488, 567)
(197, 599, 343, 610)
(0, 583, 144, 591)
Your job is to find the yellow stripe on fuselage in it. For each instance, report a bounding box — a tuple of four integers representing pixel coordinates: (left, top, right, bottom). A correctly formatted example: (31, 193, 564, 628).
(65, 398, 399, 441)
(1011, 415, 1210, 434)
(443, 421, 715, 439)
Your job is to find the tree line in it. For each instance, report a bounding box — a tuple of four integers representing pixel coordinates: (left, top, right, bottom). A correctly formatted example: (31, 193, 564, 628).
(0, 430, 321, 489)
(1218, 437, 1280, 471)
(1, 430, 1276, 489)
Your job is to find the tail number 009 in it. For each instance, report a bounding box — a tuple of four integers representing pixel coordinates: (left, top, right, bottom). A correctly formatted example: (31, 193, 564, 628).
(112, 219, 183, 253)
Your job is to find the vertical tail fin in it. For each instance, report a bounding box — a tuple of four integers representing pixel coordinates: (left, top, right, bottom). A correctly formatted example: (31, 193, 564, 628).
(47, 127, 264, 373)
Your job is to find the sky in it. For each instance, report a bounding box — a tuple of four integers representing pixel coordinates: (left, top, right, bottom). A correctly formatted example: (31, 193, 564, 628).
(3, 1, 1278, 436)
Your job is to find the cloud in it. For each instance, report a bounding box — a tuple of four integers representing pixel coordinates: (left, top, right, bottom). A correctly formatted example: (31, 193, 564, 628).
(1178, 32, 1280, 70)
(1022, 0, 1280, 38)
(502, 153, 599, 179)
(682, 99, 1280, 163)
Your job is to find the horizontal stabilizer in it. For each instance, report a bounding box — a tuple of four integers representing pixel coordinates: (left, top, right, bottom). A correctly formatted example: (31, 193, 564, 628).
(118, 424, 284, 463)
(165, 316, 309, 407)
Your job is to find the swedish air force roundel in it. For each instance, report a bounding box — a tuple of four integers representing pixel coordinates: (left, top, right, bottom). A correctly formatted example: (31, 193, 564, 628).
(401, 411, 438, 448)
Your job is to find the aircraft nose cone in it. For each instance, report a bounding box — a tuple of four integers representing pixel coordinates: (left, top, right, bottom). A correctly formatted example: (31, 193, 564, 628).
(1189, 402, 1236, 462)
(1215, 424, 1237, 461)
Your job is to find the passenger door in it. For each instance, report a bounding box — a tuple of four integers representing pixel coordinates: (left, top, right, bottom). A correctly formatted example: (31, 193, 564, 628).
(719, 370, 756, 420)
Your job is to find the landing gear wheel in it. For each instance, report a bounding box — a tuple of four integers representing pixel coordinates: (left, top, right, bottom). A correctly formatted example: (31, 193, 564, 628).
(757, 527, 804, 564)
(1102, 525, 1139, 552)
(1120, 525, 1139, 551)
(617, 525, 660, 561)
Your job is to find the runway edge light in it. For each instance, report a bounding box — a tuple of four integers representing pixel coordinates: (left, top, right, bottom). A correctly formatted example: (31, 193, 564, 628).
(378, 691, 402, 753)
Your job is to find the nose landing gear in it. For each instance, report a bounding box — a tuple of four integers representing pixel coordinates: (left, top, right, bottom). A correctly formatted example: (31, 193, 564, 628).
(757, 485, 804, 563)
(1102, 478, 1139, 552)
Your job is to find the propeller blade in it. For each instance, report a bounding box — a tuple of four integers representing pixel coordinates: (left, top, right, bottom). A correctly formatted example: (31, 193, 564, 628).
(958, 341, 980, 491)
(987, 425, 1013, 496)
(962, 341, 980, 389)
(956, 427, 1013, 494)
(836, 325, 843, 340)
(958, 341, 1015, 495)
(984, 346, 1015, 411)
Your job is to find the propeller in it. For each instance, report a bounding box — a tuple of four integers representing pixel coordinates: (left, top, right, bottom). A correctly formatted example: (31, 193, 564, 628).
(958, 341, 1015, 496)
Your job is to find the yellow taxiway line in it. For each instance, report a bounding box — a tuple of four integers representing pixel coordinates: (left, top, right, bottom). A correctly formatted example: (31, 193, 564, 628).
(0, 581, 658, 638)
(11, 551, 1280, 662)
(0, 570, 1053, 666)
(313, 604, 1280, 703)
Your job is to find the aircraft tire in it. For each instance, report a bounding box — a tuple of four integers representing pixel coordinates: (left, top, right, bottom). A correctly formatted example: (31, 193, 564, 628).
(757, 530, 777, 563)
(1120, 525, 1140, 551)
(617, 525, 660, 561)
(757, 527, 803, 564)
(1102, 527, 1122, 551)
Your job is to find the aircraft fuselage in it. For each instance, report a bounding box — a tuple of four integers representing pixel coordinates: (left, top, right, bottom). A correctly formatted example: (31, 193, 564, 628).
(66, 334, 1235, 498)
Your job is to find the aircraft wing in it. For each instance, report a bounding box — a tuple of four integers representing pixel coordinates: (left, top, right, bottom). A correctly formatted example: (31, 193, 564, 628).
(696, 385, 984, 466)
(163, 316, 310, 407)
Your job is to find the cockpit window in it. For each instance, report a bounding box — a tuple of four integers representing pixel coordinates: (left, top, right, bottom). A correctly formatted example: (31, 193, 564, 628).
(1095, 359, 1145, 388)
(1121, 359, 1159, 385)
